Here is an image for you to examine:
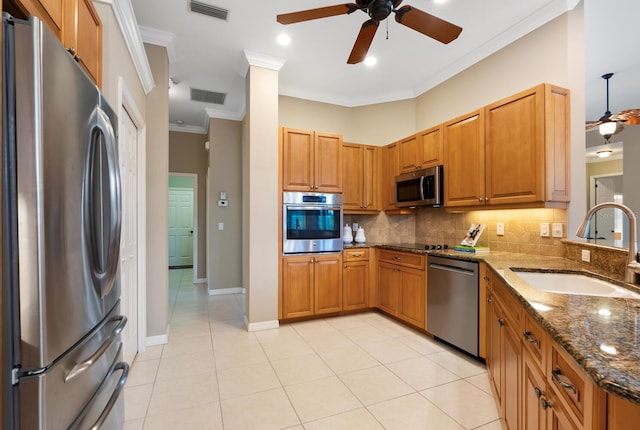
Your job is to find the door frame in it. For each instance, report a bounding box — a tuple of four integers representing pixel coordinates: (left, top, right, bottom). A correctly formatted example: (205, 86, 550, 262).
(168, 172, 199, 283)
(117, 77, 147, 356)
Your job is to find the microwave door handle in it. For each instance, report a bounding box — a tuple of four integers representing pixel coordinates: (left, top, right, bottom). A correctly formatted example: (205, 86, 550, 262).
(419, 176, 426, 200)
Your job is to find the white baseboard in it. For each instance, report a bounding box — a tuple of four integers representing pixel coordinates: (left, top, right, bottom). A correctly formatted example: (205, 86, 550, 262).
(245, 317, 279, 332)
(209, 287, 245, 296)
(194, 277, 207, 284)
(146, 333, 168, 347)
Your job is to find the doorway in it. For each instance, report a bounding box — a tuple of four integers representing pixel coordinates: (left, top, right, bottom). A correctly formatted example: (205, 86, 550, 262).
(168, 174, 198, 270)
(590, 173, 625, 246)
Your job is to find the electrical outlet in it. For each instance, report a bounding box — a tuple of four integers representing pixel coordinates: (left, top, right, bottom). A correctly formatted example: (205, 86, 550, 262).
(552, 223, 563, 238)
(540, 222, 550, 237)
(496, 222, 505, 236)
(581, 249, 591, 262)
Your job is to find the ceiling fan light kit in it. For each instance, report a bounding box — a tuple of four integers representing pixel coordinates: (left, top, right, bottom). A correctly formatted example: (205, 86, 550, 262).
(596, 149, 613, 158)
(586, 72, 639, 142)
(277, 0, 462, 64)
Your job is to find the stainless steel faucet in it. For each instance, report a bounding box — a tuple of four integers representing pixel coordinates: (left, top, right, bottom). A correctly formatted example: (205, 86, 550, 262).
(576, 202, 640, 283)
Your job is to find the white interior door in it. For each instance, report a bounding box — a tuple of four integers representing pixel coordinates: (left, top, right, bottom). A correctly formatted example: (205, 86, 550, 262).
(119, 109, 138, 364)
(168, 187, 194, 267)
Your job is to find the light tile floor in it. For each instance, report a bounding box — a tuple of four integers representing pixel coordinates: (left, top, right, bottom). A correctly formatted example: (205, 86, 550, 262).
(123, 269, 501, 429)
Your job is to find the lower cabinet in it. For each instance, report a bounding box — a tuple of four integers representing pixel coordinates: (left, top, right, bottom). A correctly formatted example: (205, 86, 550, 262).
(282, 254, 342, 318)
(377, 250, 425, 329)
(342, 248, 370, 311)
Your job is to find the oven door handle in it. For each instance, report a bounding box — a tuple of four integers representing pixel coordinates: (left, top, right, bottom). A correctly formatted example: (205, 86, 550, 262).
(285, 205, 342, 211)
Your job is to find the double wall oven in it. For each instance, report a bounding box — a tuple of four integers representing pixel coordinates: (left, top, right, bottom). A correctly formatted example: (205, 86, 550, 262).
(283, 192, 343, 254)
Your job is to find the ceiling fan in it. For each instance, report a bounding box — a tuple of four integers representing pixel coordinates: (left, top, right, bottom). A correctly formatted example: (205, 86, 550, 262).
(586, 72, 640, 142)
(276, 0, 463, 64)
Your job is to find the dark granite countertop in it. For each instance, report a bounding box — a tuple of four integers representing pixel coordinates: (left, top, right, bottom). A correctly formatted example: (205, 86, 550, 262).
(375, 244, 640, 405)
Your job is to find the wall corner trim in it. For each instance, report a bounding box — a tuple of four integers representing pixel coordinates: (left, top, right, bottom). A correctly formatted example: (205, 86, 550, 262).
(240, 50, 286, 78)
(245, 318, 280, 332)
(145, 333, 168, 347)
(208, 287, 244, 296)
(96, 0, 155, 94)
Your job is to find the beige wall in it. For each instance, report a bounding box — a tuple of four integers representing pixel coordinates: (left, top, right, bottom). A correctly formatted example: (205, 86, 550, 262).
(144, 44, 169, 338)
(169, 131, 208, 280)
(208, 119, 243, 291)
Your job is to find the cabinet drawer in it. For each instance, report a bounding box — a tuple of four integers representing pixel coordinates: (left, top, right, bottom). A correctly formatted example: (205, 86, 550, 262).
(549, 343, 589, 424)
(343, 248, 369, 261)
(492, 277, 521, 329)
(522, 312, 547, 371)
(378, 249, 425, 269)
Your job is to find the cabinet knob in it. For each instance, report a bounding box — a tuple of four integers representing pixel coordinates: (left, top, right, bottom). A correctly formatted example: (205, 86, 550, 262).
(497, 318, 504, 327)
(67, 47, 76, 56)
(314, 185, 319, 190)
(344, 264, 348, 268)
(483, 276, 490, 281)
(540, 396, 553, 410)
(360, 205, 364, 208)
(534, 387, 543, 399)
(487, 297, 492, 303)
(478, 198, 483, 202)
(394, 256, 401, 260)
(485, 197, 489, 202)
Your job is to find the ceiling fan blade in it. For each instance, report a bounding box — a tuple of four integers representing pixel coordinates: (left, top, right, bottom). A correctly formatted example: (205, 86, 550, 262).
(277, 4, 360, 25)
(394, 5, 462, 44)
(611, 109, 640, 125)
(348, 20, 379, 64)
(585, 121, 602, 131)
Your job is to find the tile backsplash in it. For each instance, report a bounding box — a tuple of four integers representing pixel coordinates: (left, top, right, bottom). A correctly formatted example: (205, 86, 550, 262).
(347, 207, 568, 257)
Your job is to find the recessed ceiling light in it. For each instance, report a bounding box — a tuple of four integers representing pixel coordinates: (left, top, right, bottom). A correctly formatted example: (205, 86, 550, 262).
(433, 0, 449, 4)
(277, 33, 291, 46)
(364, 56, 377, 67)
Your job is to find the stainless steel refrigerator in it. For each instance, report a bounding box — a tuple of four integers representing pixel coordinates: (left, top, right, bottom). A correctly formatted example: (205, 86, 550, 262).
(2, 15, 128, 429)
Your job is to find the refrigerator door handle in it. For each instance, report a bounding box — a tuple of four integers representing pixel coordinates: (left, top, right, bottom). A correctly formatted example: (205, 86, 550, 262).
(83, 105, 122, 298)
(87, 361, 128, 430)
(64, 315, 127, 382)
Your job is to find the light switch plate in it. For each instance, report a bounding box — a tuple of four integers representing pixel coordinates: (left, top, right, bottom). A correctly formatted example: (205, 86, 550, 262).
(552, 223, 563, 238)
(496, 222, 504, 236)
(218, 222, 224, 231)
(540, 222, 550, 237)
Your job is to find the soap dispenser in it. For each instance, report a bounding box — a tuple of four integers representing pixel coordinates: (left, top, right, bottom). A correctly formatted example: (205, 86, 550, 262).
(355, 226, 366, 243)
(343, 224, 353, 243)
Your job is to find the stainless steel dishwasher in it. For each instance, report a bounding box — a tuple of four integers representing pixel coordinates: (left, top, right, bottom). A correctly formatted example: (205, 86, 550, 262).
(427, 256, 479, 357)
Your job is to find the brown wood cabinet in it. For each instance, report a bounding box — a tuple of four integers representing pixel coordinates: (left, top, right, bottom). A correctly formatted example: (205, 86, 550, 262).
(282, 254, 342, 318)
(443, 109, 486, 207)
(281, 127, 342, 193)
(381, 141, 400, 211)
(342, 142, 379, 213)
(377, 250, 425, 329)
(399, 125, 444, 174)
(342, 248, 370, 311)
(444, 84, 569, 210)
(8, 0, 102, 86)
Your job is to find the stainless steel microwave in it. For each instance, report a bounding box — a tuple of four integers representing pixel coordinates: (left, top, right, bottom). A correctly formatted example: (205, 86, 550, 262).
(395, 165, 443, 207)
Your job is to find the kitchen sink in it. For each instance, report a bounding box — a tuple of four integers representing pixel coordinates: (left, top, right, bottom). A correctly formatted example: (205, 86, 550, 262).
(511, 271, 640, 299)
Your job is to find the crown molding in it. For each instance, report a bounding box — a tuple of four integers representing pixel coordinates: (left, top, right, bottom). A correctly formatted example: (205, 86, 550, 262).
(240, 50, 286, 78)
(205, 106, 246, 122)
(169, 123, 208, 134)
(95, 0, 155, 94)
(139, 26, 177, 64)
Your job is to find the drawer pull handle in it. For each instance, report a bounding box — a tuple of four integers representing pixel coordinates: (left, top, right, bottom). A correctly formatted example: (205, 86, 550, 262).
(552, 369, 577, 394)
(540, 396, 553, 410)
(353, 253, 362, 257)
(523, 331, 540, 348)
(534, 387, 543, 399)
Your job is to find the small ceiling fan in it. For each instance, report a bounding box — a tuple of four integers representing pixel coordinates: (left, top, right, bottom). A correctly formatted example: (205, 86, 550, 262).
(276, 0, 462, 64)
(586, 72, 640, 142)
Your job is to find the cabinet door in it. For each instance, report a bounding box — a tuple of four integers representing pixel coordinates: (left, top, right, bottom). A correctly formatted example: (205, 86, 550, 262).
(399, 134, 420, 173)
(315, 132, 342, 192)
(282, 256, 314, 318)
(314, 254, 342, 314)
(503, 321, 522, 430)
(342, 143, 364, 211)
(282, 128, 314, 191)
(64, 0, 102, 86)
(343, 261, 369, 311)
(362, 145, 379, 210)
(398, 267, 425, 329)
(487, 295, 503, 405)
(382, 143, 400, 211)
(523, 352, 547, 430)
(39, 0, 64, 35)
(485, 86, 544, 205)
(378, 262, 400, 315)
(418, 125, 444, 169)
(443, 110, 485, 207)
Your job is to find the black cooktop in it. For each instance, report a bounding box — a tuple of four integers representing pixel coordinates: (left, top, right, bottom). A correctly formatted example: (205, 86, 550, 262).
(389, 243, 449, 251)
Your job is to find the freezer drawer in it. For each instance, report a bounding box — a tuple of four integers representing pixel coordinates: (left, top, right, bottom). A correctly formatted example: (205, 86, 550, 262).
(19, 308, 128, 429)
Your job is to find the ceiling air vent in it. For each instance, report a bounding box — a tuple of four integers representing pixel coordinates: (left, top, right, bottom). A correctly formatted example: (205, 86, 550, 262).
(190, 88, 226, 105)
(189, 1, 229, 21)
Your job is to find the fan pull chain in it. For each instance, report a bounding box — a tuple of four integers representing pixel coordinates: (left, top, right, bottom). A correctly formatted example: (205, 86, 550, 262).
(386, 17, 389, 39)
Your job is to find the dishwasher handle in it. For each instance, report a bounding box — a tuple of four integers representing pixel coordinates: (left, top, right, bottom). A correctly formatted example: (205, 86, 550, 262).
(429, 262, 476, 276)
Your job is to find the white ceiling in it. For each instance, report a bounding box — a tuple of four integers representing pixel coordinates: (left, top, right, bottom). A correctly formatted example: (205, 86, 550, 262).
(130, 0, 638, 135)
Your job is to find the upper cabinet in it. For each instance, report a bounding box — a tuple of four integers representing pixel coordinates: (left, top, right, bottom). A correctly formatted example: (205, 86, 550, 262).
(8, 0, 102, 86)
(444, 84, 570, 210)
(342, 142, 379, 213)
(281, 127, 342, 193)
(398, 125, 444, 174)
